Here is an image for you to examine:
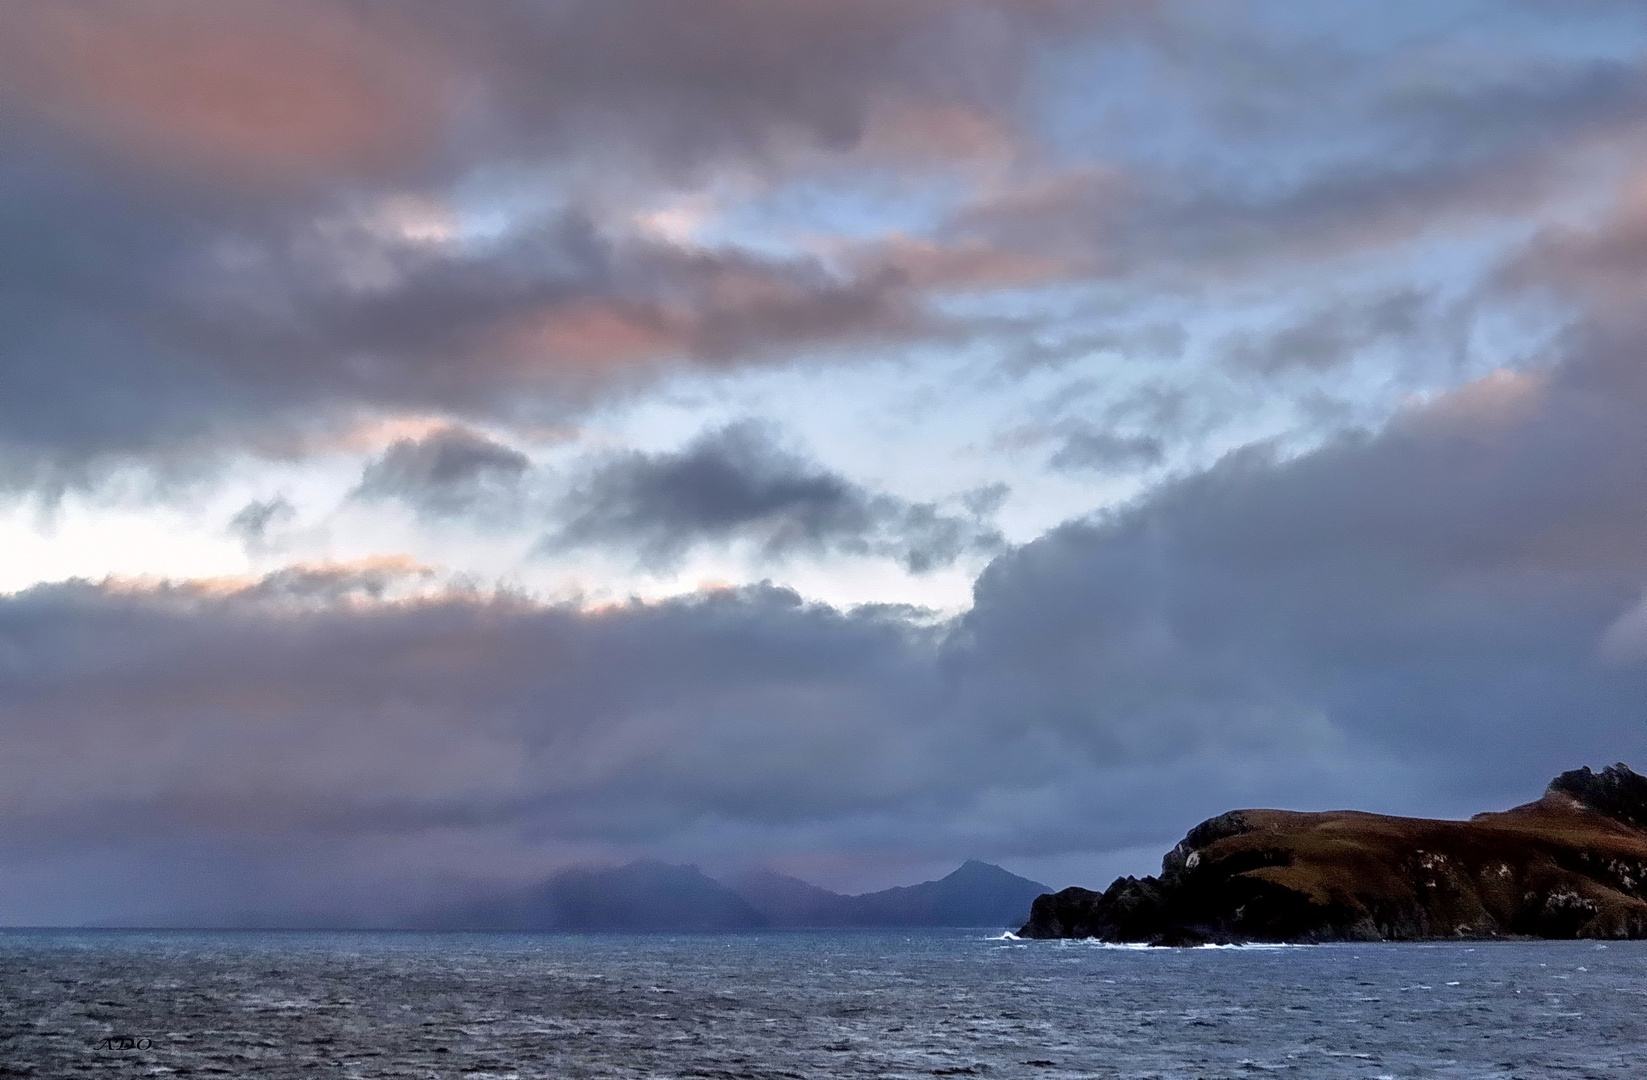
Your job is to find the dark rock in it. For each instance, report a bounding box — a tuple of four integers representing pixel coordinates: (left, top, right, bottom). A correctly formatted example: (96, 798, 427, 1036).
(1019, 875, 1174, 940)
(1548, 762, 1647, 833)
(1148, 925, 1221, 948)
(1021, 763, 1647, 945)
(1019, 886, 1105, 940)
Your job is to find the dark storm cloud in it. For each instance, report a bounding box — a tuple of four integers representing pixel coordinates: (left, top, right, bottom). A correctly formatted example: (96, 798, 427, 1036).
(956, 374, 1647, 805)
(546, 422, 1003, 571)
(0, 576, 953, 921)
(0, 562, 1374, 926)
(954, 143, 1647, 781)
(355, 426, 530, 518)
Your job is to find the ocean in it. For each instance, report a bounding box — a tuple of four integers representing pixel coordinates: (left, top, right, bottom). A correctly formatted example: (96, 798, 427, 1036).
(0, 929, 1640, 1078)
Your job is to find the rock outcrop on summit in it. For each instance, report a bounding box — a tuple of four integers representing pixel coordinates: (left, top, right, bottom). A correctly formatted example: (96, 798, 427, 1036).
(1021, 764, 1647, 944)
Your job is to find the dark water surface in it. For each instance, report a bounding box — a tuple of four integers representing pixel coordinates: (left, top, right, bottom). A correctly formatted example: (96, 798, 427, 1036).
(0, 930, 1641, 1078)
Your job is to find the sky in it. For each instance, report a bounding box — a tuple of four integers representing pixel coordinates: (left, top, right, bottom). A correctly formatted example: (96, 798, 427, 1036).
(4, 0, 1647, 926)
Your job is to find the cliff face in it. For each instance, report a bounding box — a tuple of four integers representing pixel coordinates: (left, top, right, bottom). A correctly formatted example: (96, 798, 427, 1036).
(1021, 764, 1647, 944)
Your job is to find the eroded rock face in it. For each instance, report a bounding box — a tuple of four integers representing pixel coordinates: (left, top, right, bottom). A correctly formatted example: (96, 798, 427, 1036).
(1549, 763, 1647, 833)
(1020, 763, 1647, 944)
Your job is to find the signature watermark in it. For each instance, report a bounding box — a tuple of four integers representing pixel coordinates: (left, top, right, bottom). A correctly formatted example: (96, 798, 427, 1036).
(95, 1036, 153, 1051)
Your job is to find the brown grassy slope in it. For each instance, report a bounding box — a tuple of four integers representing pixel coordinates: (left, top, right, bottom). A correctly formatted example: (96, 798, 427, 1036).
(1022, 765, 1647, 942)
(1188, 795, 1647, 940)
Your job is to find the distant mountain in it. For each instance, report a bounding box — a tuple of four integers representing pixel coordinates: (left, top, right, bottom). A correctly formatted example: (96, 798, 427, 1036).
(728, 867, 856, 926)
(427, 858, 1048, 932)
(438, 860, 767, 932)
(728, 860, 1050, 928)
(840, 860, 1050, 927)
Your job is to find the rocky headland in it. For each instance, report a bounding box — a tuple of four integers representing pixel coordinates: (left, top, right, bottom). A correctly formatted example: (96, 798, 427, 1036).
(1021, 763, 1647, 944)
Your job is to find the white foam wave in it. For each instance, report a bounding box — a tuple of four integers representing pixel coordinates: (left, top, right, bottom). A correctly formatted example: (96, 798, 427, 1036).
(1057, 938, 1314, 951)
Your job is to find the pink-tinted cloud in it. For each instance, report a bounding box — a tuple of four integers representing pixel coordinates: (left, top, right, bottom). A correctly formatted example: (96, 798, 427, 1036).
(8, 0, 1645, 479)
(0, 2, 451, 187)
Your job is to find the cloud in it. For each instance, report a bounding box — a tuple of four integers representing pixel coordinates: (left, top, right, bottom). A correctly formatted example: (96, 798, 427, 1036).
(8, 312, 1647, 923)
(228, 496, 296, 551)
(0, 2, 451, 189)
(0, 0, 1126, 483)
(10, 0, 1647, 925)
(545, 421, 1004, 572)
(0, 575, 950, 921)
(355, 425, 530, 519)
(1221, 289, 1443, 376)
(0, 180, 945, 483)
(958, 363, 1647, 802)
(848, 234, 1073, 292)
(0, 1, 1113, 187)
(3, 0, 1647, 489)
(246, 555, 439, 603)
(0, 559, 1404, 926)
(1047, 428, 1166, 473)
(939, 12, 1647, 284)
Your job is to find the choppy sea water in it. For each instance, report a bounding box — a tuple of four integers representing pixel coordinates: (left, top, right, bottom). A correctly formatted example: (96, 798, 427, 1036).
(0, 930, 1642, 1078)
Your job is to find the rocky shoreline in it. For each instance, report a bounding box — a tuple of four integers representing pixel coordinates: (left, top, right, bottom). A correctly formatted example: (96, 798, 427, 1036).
(1021, 764, 1647, 945)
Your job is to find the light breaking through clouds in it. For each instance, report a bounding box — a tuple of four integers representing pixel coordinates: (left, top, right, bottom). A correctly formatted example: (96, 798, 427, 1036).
(2, 0, 1647, 924)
